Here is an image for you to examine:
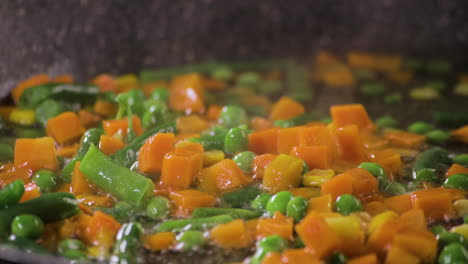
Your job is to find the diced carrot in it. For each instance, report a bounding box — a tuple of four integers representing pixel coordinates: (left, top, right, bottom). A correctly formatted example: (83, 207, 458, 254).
(161, 150, 203, 189)
(397, 209, 427, 233)
(269, 96, 305, 121)
(142, 81, 168, 97)
(92, 74, 117, 92)
(330, 104, 373, 131)
(115, 74, 139, 92)
(242, 96, 273, 113)
(320, 172, 353, 200)
(250, 117, 273, 131)
(52, 74, 74, 83)
(0, 167, 31, 188)
(308, 194, 333, 213)
(206, 104, 222, 121)
(315, 51, 341, 67)
(295, 213, 340, 258)
(144, 232, 176, 251)
(261, 252, 284, 264)
(94, 100, 118, 117)
(138, 133, 175, 174)
(19, 182, 41, 202)
(452, 125, 468, 144)
(257, 212, 294, 241)
(367, 149, 403, 180)
(77, 194, 115, 208)
(277, 126, 304, 154)
(0, 106, 16, 120)
(169, 73, 205, 114)
(176, 115, 209, 134)
(290, 145, 331, 170)
(281, 248, 321, 264)
(373, 55, 402, 73)
(289, 187, 320, 199)
(347, 51, 376, 69)
(169, 190, 216, 217)
(362, 133, 389, 150)
(410, 189, 454, 221)
(251, 154, 277, 180)
(393, 230, 437, 263)
(262, 154, 304, 193)
(56, 183, 72, 193)
(46, 112, 85, 145)
(384, 131, 426, 149)
(78, 110, 101, 129)
(334, 125, 366, 164)
(174, 133, 200, 144)
(300, 125, 335, 147)
(364, 201, 389, 216)
(245, 218, 259, 242)
(198, 159, 250, 195)
(71, 161, 92, 195)
(248, 127, 279, 154)
(203, 78, 226, 91)
(383, 195, 413, 215)
(347, 253, 378, 264)
(321, 66, 356, 87)
(12, 74, 50, 102)
(385, 246, 420, 264)
(347, 168, 378, 198)
(76, 211, 121, 250)
(367, 219, 398, 255)
(210, 219, 251, 249)
(102, 115, 144, 137)
(446, 163, 468, 177)
(99, 135, 125, 156)
(57, 143, 79, 158)
(14, 137, 58, 171)
(388, 71, 413, 85)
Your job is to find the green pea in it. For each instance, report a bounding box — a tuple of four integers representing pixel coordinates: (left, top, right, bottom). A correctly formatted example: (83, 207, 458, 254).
(58, 238, 86, 255)
(384, 182, 406, 195)
(266, 191, 293, 215)
(258, 235, 288, 252)
(11, 214, 44, 239)
(251, 193, 273, 212)
(427, 80, 447, 92)
(425, 129, 451, 144)
(431, 225, 447, 236)
(286, 196, 308, 222)
(146, 196, 171, 220)
(210, 67, 234, 81)
(438, 243, 468, 264)
(454, 154, 468, 166)
(438, 232, 466, 247)
(232, 151, 256, 173)
(383, 92, 402, 104)
(176, 230, 206, 251)
(224, 128, 248, 155)
(443, 174, 468, 191)
(415, 168, 438, 183)
(405, 59, 424, 71)
(112, 201, 135, 220)
(62, 249, 87, 260)
(218, 105, 248, 129)
(408, 121, 434, 134)
(150, 88, 169, 102)
(360, 82, 386, 96)
(258, 80, 282, 95)
(32, 170, 57, 193)
(335, 194, 362, 216)
(328, 252, 347, 264)
(237, 72, 261, 87)
(358, 162, 387, 179)
(376, 116, 398, 128)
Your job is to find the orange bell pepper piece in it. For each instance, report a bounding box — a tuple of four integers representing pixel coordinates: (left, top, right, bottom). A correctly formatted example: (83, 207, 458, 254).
(12, 74, 50, 102)
(169, 73, 205, 114)
(452, 125, 468, 144)
(261, 252, 284, 264)
(257, 212, 294, 241)
(14, 137, 58, 171)
(71, 162, 92, 195)
(262, 154, 303, 193)
(99, 135, 125, 156)
(334, 125, 366, 164)
(290, 145, 331, 170)
(144, 232, 176, 251)
(269, 96, 305, 121)
(161, 150, 203, 189)
(248, 127, 279, 154)
(250, 117, 273, 131)
(251, 154, 277, 180)
(102, 115, 144, 137)
(94, 100, 118, 117)
(198, 159, 250, 195)
(206, 104, 222, 121)
(76, 211, 121, 250)
(383, 194, 412, 215)
(393, 230, 437, 263)
(367, 219, 398, 255)
(347, 51, 376, 69)
(169, 190, 216, 217)
(281, 248, 322, 264)
(385, 246, 420, 264)
(410, 189, 454, 221)
(384, 131, 426, 149)
(46, 112, 85, 145)
(210, 219, 251, 249)
(308, 194, 333, 213)
(277, 126, 304, 154)
(0, 167, 31, 188)
(330, 104, 373, 131)
(57, 143, 80, 158)
(367, 149, 403, 179)
(141, 81, 168, 97)
(320, 172, 353, 200)
(347, 168, 378, 198)
(78, 110, 101, 129)
(138, 133, 175, 174)
(92, 74, 117, 92)
(364, 201, 389, 216)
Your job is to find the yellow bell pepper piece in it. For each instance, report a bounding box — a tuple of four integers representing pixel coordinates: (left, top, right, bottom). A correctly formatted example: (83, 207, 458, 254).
(9, 109, 35, 126)
(263, 154, 303, 193)
(451, 224, 468, 240)
(203, 150, 225, 167)
(368, 211, 398, 234)
(325, 216, 362, 240)
(302, 169, 335, 187)
(453, 199, 468, 217)
(116, 74, 139, 92)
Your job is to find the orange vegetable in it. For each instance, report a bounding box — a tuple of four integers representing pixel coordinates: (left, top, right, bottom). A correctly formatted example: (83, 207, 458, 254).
(250, 117, 273, 131)
(385, 246, 420, 264)
(347, 253, 378, 264)
(295, 213, 340, 258)
(99, 135, 125, 156)
(176, 115, 209, 134)
(383, 194, 412, 215)
(291, 146, 331, 170)
(308, 194, 333, 213)
(364, 201, 389, 216)
(78, 110, 101, 128)
(138, 133, 175, 174)
(144, 232, 176, 251)
(174, 141, 204, 154)
(251, 154, 277, 180)
(446, 163, 468, 177)
(210, 219, 251, 249)
(300, 125, 337, 158)
(367, 149, 403, 179)
(277, 126, 303, 154)
(203, 78, 226, 91)
(169, 73, 205, 114)
(452, 125, 468, 144)
(393, 230, 437, 263)
(397, 209, 427, 233)
(57, 143, 79, 158)
(77, 194, 115, 208)
(46, 112, 85, 145)
(321, 66, 356, 87)
(347, 51, 376, 69)
(161, 150, 203, 189)
(14, 137, 58, 171)
(330, 104, 373, 131)
(281, 248, 321, 264)
(102, 115, 144, 137)
(142, 81, 168, 97)
(384, 131, 426, 149)
(347, 168, 378, 198)
(0, 106, 15, 120)
(320, 172, 353, 200)
(269, 96, 305, 121)
(94, 100, 118, 117)
(261, 252, 283, 264)
(257, 212, 294, 241)
(334, 125, 366, 164)
(198, 159, 250, 195)
(92, 74, 117, 92)
(0, 168, 31, 188)
(71, 162, 92, 195)
(367, 219, 398, 255)
(289, 187, 320, 199)
(373, 55, 402, 73)
(12, 73, 50, 102)
(262, 154, 303, 193)
(76, 211, 121, 250)
(245, 218, 259, 241)
(248, 127, 279, 154)
(388, 71, 413, 85)
(206, 104, 222, 121)
(169, 190, 216, 217)
(410, 189, 454, 221)
(52, 74, 74, 83)
(19, 182, 41, 202)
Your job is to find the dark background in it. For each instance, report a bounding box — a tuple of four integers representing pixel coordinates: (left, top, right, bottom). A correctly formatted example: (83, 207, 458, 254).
(1, 0, 468, 95)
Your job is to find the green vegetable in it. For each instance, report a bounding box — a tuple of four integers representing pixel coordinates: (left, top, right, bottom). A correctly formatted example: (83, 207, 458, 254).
(61, 249, 87, 260)
(210, 66, 234, 81)
(265, 191, 293, 215)
(188, 133, 226, 151)
(405, 59, 424, 71)
(384, 182, 406, 195)
(251, 193, 273, 212)
(157, 215, 234, 232)
(218, 105, 248, 129)
(191, 208, 261, 220)
(149, 88, 169, 102)
(146, 196, 170, 220)
(438, 243, 468, 264)
(110, 222, 142, 264)
(443, 174, 468, 191)
(0, 144, 13, 162)
(427, 80, 447, 92)
(0, 192, 80, 240)
(98, 201, 135, 222)
(250, 235, 288, 264)
(115, 89, 146, 119)
(431, 225, 447, 236)
(14, 128, 44, 138)
(80, 145, 153, 206)
(383, 92, 402, 104)
(453, 154, 468, 166)
(358, 162, 387, 179)
(438, 232, 466, 247)
(335, 194, 362, 215)
(286, 196, 308, 222)
(410, 87, 440, 100)
(232, 151, 256, 173)
(112, 122, 176, 168)
(302, 161, 310, 174)
(62, 128, 105, 181)
(414, 147, 451, 173)
(237, 72, 261, 87)
(224, 127, 248, 155)
(376, 116, 398, 128)
(220, 187, 261, 208)
(328, 252, 347, 264)
(426, 60, 451, 73)
(176, 231, 206, 251)
(425, 129, 451, 144)
(433, 111, 468, 128)
(142, 99, 170, 129)
(18, 83, 99, 109)
(360, 82, 386, 96)
(4, 235, 49, 254)
(408, 121, 434, 134)
(11, 214, 44, 239)
(32, 170, 57, 193)
(273, 113, 318, 128)
(258, 80, 282, 95)
(415, 168, 438, 183)
(0, 180, 25, 209)
(58, 238, 86, 255)
(35, 99, 68, 127)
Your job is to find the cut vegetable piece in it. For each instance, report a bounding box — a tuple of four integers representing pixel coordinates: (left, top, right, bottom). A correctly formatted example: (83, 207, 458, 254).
(269, 96, 305, 121)
(198, 159, 250, 195)
(210, 219, 251, 249)
(169, 73, 205, 114)
(330, 104, 373, 131)
(257, 212, 294, 241)
(248, 127, 279, 154)
(14, 137, 58, 171)
(46, 112, 85, 145)
(102, 115, 144, 137)
(160, 149, 203, 189)
(138, 133, 175, 173)
(262, 154, 303, 193)
(99, 135, 124, 156)
(71, 162, 92, 195)
(334, 125, 366, 164)
(169, 190, 216, 217)
(384, 131, 426, 148)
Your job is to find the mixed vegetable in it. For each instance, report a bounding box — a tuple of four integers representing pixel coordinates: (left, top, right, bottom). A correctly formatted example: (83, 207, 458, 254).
(0, 51, 468, 264)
